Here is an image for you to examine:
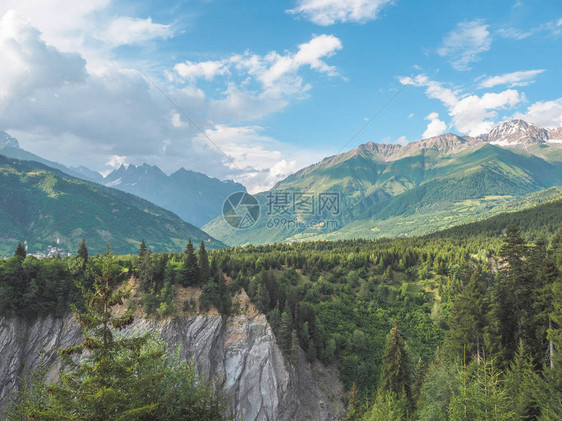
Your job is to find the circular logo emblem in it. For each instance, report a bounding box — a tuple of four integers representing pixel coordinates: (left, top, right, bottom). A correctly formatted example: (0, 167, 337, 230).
(222, 192, 260, 229)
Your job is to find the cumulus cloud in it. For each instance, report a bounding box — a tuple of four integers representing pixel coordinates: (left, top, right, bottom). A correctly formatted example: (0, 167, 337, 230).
(438, 20, 491, 71)
(0, 10, 337, 191)
(174, 59, 229, 81)
(194, 125, 324, 192)
(423, 112, 447, 138)
(95, 17, 174, 46)
(478, 69, 544, 88)
(405, 74, 523, 136)
(450, 90, 521, 135)
(287, 0, 393, 26)
(176, 34, 343, 120)
(514, 99, 562, 128)
(0, 10, 86, 101)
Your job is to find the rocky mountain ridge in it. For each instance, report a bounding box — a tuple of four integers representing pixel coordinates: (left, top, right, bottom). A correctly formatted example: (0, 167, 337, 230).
(103, 163, 246, 227)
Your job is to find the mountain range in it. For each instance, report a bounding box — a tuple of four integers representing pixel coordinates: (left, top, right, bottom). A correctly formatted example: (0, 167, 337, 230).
(203, 120, 562, 246)
(103, 164, 245, 227)
(0, 132, 244, 228)
(2, 120, 561, 252)
(0, 155, 224, 256)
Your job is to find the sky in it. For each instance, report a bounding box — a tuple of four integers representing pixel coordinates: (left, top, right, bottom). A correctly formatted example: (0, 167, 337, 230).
(0, 0, 561, 192)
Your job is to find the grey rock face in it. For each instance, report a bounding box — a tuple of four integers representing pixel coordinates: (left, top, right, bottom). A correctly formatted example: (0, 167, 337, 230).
(0, 313, 344, 420)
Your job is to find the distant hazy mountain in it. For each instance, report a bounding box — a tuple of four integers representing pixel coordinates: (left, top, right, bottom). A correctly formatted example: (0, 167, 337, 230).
(0, 131, 245, 227)
(0, 155, 224, 256)
(70, 165, 104, 183)
(204, 120, 562, 246)
(0, 131, 102, 183)
(103, 164, 246, 227)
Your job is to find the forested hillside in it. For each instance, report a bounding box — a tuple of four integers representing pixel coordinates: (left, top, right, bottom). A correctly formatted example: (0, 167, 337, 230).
(2, 195, 562, 419)
(0, 155, 224, 256)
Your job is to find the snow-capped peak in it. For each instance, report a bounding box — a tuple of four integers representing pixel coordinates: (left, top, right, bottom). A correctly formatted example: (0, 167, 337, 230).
(485, 119, 549, 146)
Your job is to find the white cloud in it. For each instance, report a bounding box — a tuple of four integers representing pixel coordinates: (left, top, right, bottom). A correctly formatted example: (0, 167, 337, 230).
(0, 10, 86, 101)
(423, 112, 447, 138)
(478, 69, 544, 88)
(174, 59, 229, 81)
(106, 155, 127, 169)
(395, 136, 408, 146)
(450, 90, 522, 135)
(405, 74, 523, 136)
(95, 17, 174, 46)
(287, 0, 393, 26)
(194, 125, 324, 192)
(497, 26, 533, 40)
(404, 74, 458, 107)
(176, 34, 342, 120)
(514, 99, 562, 128)
(438, 20, 491, 71)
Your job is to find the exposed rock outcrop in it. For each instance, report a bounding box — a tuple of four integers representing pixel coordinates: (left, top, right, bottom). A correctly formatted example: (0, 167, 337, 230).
(0, 312, 344, 420)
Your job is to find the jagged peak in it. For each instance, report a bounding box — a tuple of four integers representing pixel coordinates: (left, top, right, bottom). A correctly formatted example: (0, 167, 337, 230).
(485, 119, 549, 146)
(0, 131, 19, 148)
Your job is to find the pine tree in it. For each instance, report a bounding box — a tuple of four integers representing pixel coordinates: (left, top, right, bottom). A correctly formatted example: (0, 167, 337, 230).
(14, 242, 26, 259)
(33, 248, 153, 419)
(139, 239, 148, 258)
(290, 329, 300, 364)
(380, 321, 412, 410)
(444, 269, 489, 363)
(256, 280, 270, 313)
(181, 240, 199, 287)
(361, 391, 406, 421)
(77, 238, 89, 273)
(198, 241, 210, 284)
(494, 225, 531, 362)
(278, 305, 293, 353)
(504, 344, 540, 419)
(345, 383, 363, 421)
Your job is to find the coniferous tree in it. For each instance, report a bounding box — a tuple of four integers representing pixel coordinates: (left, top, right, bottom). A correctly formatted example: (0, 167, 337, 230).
(139, 239, 148, 258)
(504, 344, 540, 420)
(14, 242, 26, 259)
(278, 305, 293, 353)
(493, 225, 531, 362)
(77, 238, 89, 273)
(444, 269, 489, 363)
(181, 240, 199, 287)
(290, 329, 300, 364)
(380, 321, 412, 410)
(345, 383, 363, 421)
(198, 241, 210, 285)
(256, 280, 270, 313)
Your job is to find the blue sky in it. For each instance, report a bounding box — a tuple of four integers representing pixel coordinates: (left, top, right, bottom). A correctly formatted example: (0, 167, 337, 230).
(0, 0, 561, 191)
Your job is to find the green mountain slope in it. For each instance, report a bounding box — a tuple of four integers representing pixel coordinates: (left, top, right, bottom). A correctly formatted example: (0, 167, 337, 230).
(0, 155, 224, 256)
(205, 133, 562, 246)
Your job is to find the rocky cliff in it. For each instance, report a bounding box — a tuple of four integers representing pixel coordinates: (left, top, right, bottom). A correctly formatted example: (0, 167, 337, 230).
(0, 310, 344, 420)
